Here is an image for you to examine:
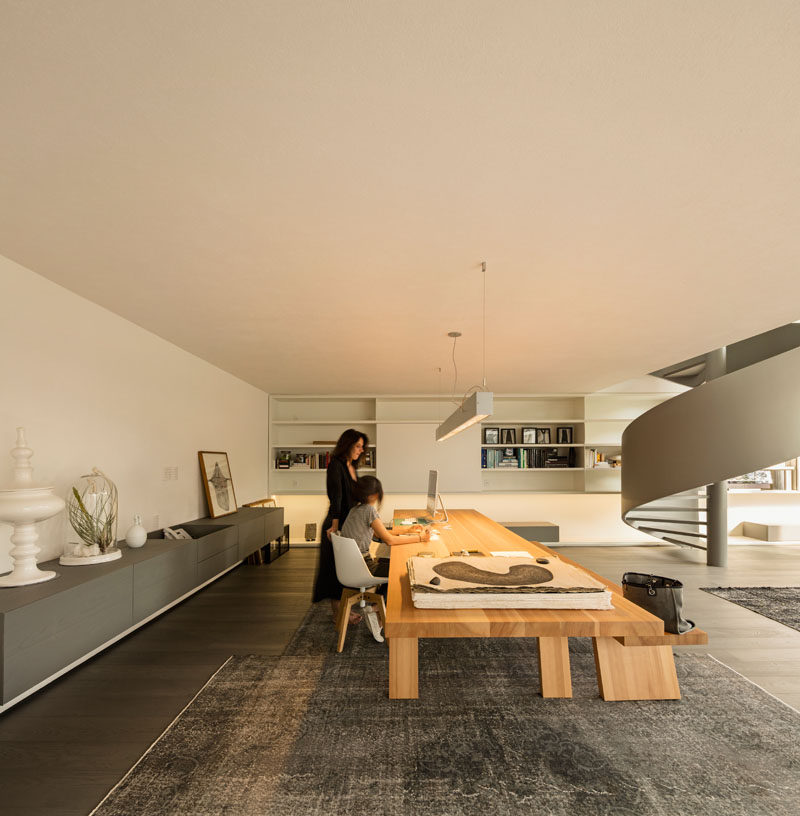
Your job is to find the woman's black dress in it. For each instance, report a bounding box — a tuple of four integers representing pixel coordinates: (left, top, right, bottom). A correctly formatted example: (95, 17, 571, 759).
(312, 456, 357, 602)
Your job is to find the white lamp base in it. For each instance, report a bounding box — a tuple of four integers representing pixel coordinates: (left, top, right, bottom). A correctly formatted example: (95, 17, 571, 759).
(0, 567, 57, 587)
(0, 519, 59, 588)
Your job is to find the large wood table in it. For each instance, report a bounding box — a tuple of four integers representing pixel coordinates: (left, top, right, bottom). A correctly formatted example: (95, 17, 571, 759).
(386, 509, 687, 701)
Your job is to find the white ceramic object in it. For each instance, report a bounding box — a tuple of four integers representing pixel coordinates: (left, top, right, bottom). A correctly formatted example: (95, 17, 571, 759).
(59, 547, 122, 565)
(125, 514, 147, 548)
(0, 428, 64, 587)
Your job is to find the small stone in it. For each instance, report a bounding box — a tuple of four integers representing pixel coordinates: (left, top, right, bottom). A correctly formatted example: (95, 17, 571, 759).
(429, 577, 441, 585)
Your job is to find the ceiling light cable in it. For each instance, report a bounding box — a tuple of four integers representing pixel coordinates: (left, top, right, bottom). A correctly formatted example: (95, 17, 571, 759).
(482, 261, 487, 390)
(448, 331, 461, 405)
(462, 261, 489, 400)
(435, 262, 494, 442)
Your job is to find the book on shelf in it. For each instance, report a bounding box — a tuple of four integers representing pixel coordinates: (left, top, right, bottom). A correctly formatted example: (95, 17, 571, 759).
(481, 446, 573, 470)
(291, 453, 310, 469)
(275, 448, 373, 471)
(586, 449, 619, 469)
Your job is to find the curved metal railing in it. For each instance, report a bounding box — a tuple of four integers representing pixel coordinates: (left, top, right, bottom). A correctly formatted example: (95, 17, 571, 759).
(622, 345, 800, 549)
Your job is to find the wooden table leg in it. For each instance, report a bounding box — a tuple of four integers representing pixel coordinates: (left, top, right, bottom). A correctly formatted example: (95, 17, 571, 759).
(592, 637, 680, 701)
(538, 636, 572, 698)
(389, 637, 418, 699)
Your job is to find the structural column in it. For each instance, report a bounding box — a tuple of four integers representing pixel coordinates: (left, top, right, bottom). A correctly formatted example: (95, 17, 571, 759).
(705, 347, 728, 567)
(706, 480, 728, 567)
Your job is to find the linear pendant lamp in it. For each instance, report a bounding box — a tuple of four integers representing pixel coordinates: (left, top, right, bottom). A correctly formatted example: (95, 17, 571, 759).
(436, 390, 494, 442)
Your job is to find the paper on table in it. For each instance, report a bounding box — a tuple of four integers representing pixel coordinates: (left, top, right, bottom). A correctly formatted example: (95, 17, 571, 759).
(489, 551, 534, 558)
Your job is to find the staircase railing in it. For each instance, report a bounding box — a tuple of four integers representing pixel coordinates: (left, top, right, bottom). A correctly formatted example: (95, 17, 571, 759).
(622, 345, 800, 551)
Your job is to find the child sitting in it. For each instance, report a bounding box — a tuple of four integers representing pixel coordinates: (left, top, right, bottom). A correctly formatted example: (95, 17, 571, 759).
(341, 475, 431, 641)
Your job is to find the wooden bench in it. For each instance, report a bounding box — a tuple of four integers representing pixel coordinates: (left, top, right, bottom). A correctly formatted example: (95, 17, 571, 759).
(589, 574, 707, 700)
(615, 630, 708, 647)
(500, 520, 559, 543)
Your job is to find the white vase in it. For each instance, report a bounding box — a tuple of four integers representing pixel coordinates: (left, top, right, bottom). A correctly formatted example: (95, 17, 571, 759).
(0, 428, 63, 587)
(125, 514, 147, 548)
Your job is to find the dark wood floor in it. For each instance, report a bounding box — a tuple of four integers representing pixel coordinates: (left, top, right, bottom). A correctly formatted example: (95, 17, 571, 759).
(1, 543, 799, 816)
(0, 548, 320, 816)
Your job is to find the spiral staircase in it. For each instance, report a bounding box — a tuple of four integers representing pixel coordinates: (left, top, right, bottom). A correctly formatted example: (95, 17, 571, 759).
(621, 323, 800, 565)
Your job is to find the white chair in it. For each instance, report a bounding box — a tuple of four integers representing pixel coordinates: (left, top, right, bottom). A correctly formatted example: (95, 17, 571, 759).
(331, 533, 388, 652)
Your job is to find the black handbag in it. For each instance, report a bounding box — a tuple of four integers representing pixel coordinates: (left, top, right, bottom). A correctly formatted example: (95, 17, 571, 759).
(622, 572, 695, 635)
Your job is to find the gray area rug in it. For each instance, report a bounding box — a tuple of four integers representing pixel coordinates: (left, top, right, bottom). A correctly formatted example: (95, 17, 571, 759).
(92, 603, 800, 816)
(700, 586, 800, 632)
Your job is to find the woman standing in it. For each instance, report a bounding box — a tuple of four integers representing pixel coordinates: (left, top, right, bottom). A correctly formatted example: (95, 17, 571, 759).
(312, 428, 368, 623)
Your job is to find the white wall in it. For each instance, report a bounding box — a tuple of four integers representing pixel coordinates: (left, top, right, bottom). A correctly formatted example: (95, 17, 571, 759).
(277, 491, 646, 544)
(0, 255, 270, 570)
(728, 492, 800, 535)
(278, 478, 800, 545)
(279, 490, 800, 545)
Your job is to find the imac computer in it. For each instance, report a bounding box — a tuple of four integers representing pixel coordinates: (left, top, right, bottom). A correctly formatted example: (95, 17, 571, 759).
(425, 469, 448, 523)
(396, 470, 449, 527)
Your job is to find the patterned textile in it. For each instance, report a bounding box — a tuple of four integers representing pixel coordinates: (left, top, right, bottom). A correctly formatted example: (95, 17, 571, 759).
(92, 603, 800, 816)
(700, 586, 800, 632)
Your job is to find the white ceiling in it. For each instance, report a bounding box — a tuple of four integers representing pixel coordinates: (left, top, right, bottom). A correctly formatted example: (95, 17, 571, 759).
(1, 2, 799, 395)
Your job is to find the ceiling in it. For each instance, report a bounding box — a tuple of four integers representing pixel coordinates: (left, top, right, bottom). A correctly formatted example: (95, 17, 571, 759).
(1, 2, 799, 395)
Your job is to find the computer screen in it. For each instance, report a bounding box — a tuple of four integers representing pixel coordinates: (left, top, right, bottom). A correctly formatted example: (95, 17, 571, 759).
(426, 469, 439, 518)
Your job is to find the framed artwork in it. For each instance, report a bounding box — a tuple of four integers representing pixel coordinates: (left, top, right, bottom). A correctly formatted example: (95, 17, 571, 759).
(556, 426, 574, 444)
(534, 427, 551, 444)
(198, 451, 238, 518)
(500, 428, 516, 445)
(484, 427, 500, 444)
(522, 427, 536, 444)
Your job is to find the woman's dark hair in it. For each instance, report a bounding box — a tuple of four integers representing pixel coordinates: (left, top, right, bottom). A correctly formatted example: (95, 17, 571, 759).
(355, 475, 384, 506)
(331, 428, 369, 466)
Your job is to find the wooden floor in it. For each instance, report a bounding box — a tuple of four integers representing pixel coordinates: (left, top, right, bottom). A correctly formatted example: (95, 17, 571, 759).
(0, 549, 319, 816)
(1, 543, 799, 815)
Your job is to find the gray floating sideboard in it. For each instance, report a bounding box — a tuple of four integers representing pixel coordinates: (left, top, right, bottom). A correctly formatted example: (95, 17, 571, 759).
(0, 506, 283, 712)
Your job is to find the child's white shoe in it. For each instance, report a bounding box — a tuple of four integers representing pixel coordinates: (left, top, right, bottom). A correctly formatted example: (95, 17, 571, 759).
(365, 609, 384, 642)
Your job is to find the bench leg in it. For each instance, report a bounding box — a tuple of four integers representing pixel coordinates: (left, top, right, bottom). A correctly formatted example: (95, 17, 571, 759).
(592, 636, 680, 701)
(538, 637, 573, 698)
(389, 637, 418, 699)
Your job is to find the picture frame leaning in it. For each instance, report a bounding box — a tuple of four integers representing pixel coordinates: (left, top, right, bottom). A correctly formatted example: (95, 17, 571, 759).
(198, 451, 238, 518)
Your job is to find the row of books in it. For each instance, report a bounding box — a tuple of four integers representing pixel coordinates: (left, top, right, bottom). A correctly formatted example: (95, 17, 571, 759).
(586, 449, 621, 469)
(481, 447, 577, 469)
(276, 449, 377, 469)
(276, 451, 331, 469)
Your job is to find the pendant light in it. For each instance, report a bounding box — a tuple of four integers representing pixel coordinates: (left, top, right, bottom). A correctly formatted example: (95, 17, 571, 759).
(435, 262, 494, 442)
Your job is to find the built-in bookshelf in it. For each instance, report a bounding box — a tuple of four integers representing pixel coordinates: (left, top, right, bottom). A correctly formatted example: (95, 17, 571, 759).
(269, 397, 378, 494)
(269, 392, 677, 495)
(477, 394, 668, 493)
